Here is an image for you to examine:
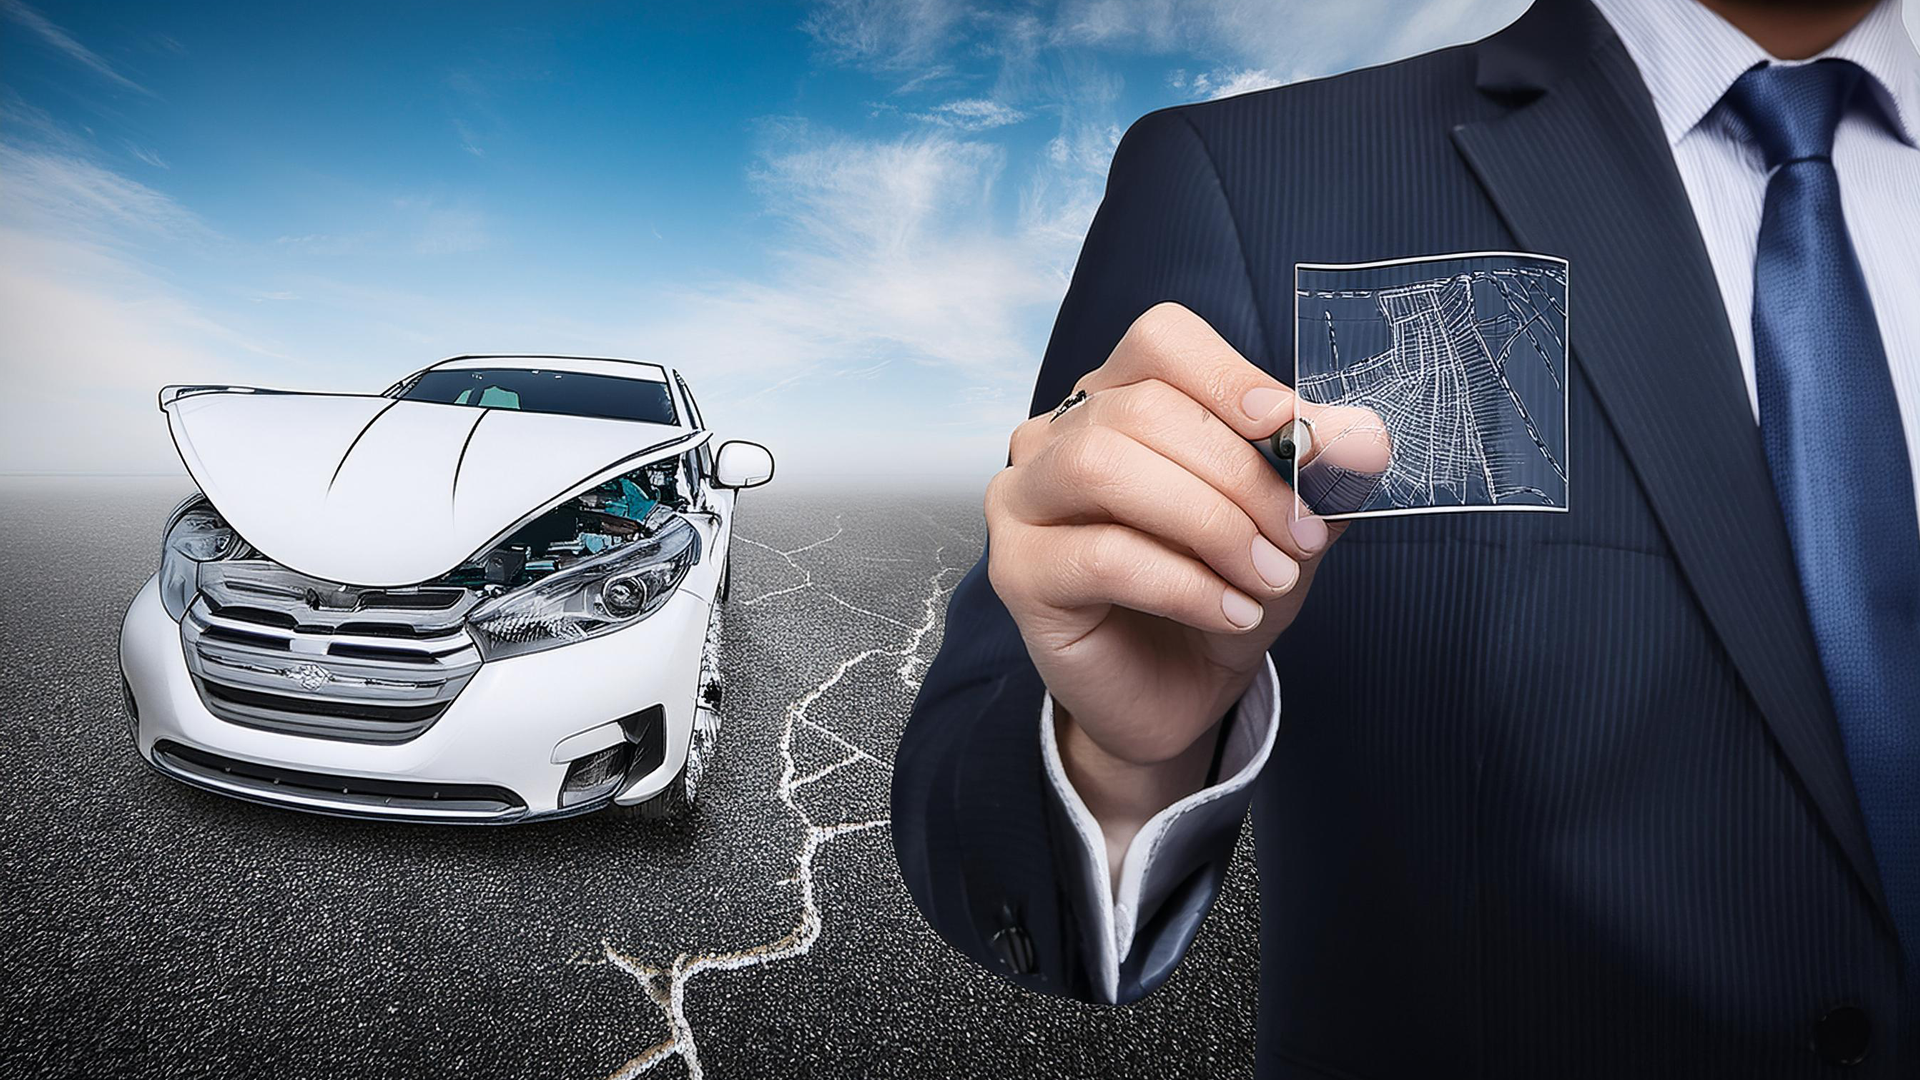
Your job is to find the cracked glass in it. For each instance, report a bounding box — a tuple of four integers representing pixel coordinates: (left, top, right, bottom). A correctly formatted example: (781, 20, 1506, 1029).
(1291, 251, 1571, 519)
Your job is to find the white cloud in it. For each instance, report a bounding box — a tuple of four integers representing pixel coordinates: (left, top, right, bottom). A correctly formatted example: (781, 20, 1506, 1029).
(909, 97, 1029, 130)
(266, 201, 488, 258)
(0, 97, 87, 154)
(654, 126, 1052, 381)
(1185, 66, 1283, 101)
(802, 0, 969, 71)
(125, 141, 170, 169)
(0, 0, 153, 96)
(0, 141, 208, 245)
(453, 118, 486, 158)
(819, 0, 1526, 90)
(1050, 0, 1188, 51)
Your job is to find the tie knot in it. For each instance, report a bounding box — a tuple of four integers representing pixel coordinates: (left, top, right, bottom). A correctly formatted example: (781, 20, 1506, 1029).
(1722, 59, 1867, 169)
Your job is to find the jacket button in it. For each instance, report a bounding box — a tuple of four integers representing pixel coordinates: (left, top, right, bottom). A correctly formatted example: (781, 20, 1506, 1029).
(1811, 1005, 1870, 1066)
(989, 903, 1037, 975)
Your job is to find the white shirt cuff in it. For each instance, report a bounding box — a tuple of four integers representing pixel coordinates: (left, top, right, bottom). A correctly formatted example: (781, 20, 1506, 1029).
(1038, 656, 1280, 1004)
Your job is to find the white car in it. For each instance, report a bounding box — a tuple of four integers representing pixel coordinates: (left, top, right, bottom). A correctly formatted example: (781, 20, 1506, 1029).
(118, 354, 773, 823)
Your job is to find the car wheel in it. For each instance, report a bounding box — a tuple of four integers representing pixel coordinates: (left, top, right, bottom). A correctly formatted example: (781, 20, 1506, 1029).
(718, 552, 733, 602)
(619, 756, 694, 821)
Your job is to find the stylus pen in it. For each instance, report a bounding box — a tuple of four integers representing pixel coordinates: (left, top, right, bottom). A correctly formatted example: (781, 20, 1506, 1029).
(1255, 417, 1312, 482)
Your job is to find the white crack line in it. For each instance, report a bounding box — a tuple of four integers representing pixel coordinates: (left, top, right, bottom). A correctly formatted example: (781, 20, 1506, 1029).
(796, 714, 888, 771)
(602, 535, 965, 1080)
(791, 750, 864, 792)
(784, 523, 847, 556)
(823, 593, 918, 632)
(736, 520, 845, 608)
(740, 524, 926, 636)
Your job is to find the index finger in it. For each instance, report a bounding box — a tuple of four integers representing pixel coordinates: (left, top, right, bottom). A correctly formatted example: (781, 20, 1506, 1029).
(1079, 302, 1298, 440)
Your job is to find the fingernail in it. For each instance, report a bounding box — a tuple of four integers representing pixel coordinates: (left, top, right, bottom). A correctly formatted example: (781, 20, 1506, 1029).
(1290, 513, 1328, 555)
(1242, 387, 1289, 422)
(1222, 588, 1263, 629)
(1251, 535, 1300, 592)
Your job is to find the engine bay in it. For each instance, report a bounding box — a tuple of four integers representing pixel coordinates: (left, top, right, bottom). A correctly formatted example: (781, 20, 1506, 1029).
(435, 460, 695, 594)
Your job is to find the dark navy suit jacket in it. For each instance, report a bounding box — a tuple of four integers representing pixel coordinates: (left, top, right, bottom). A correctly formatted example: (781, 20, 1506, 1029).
(891, 0, 1908, 1076)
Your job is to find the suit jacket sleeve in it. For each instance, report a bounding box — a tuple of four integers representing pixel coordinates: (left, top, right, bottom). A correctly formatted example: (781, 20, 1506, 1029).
(890, 105, 1274, 1004)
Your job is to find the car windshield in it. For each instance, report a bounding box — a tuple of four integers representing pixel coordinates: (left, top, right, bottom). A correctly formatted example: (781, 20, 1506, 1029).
(399, 368, 679, 425)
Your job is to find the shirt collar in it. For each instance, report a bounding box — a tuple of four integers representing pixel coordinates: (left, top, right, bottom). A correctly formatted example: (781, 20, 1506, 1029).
(1589, 0, 1920, 149)
(1833, 0, 1920, 146)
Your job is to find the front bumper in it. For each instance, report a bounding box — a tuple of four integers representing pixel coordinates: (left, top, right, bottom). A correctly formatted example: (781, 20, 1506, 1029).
(118, 573, 710, 822)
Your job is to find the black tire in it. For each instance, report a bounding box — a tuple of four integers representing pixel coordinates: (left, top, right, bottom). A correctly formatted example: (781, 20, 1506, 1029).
(612, 756, 693, 822)
(718, 553, 733, 602)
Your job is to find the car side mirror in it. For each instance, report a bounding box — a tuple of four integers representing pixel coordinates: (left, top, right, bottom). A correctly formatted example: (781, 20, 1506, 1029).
(713, 440, 774, 489)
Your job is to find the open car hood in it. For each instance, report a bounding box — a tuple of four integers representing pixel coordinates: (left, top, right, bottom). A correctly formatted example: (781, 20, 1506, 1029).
(162, 386, 706, 587)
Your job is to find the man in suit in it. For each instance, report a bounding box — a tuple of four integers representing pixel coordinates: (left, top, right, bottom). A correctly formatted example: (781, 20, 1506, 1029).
(891, 0, 1920, 1075)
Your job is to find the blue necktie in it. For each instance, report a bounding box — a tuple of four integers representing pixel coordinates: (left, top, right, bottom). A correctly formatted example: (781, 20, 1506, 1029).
(1725, 59, 1920, 976)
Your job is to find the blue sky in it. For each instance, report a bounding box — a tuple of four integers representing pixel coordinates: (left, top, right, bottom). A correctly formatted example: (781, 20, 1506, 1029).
(1, 0, 1528, 484)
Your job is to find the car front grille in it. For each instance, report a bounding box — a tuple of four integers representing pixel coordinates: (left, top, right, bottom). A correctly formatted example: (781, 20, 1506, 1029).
(180, 561, 484, 744)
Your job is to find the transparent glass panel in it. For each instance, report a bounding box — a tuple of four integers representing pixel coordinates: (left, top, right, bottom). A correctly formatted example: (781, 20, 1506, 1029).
(1292, 252, 1569, 518)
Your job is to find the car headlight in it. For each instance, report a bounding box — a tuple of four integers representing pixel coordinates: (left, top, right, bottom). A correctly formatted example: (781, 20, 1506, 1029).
(158, 499, 238, 620)
(467, 515, 700, 660)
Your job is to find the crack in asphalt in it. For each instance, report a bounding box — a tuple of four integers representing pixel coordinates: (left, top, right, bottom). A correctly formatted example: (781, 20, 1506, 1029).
(735, 520, 844, 609)
(741, 524, 932, 634)
(600, 526, 963, 1080)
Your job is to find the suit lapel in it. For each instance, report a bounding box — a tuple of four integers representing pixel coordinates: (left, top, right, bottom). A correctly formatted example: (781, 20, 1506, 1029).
(1452, 0, 1888, 922)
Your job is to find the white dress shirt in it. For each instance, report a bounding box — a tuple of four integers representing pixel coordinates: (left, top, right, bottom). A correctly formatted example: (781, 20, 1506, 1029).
(1042, 0, 1920, 1004)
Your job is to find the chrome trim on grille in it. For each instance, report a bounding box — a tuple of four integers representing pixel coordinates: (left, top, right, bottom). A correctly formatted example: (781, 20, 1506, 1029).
(198, 561, 482, 636)
(181, 561, 484, 743)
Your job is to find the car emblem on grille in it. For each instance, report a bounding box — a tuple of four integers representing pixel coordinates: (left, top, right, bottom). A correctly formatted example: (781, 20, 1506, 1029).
(304, 586, 358, 611)
(285, 663, 333, 692)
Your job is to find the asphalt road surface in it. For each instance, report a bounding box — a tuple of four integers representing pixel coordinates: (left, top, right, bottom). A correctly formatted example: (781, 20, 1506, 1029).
(0, 477, 1260, 1079)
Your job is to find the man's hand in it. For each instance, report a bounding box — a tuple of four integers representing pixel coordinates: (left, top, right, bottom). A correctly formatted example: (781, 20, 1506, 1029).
(985, 303, 1388, 878)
